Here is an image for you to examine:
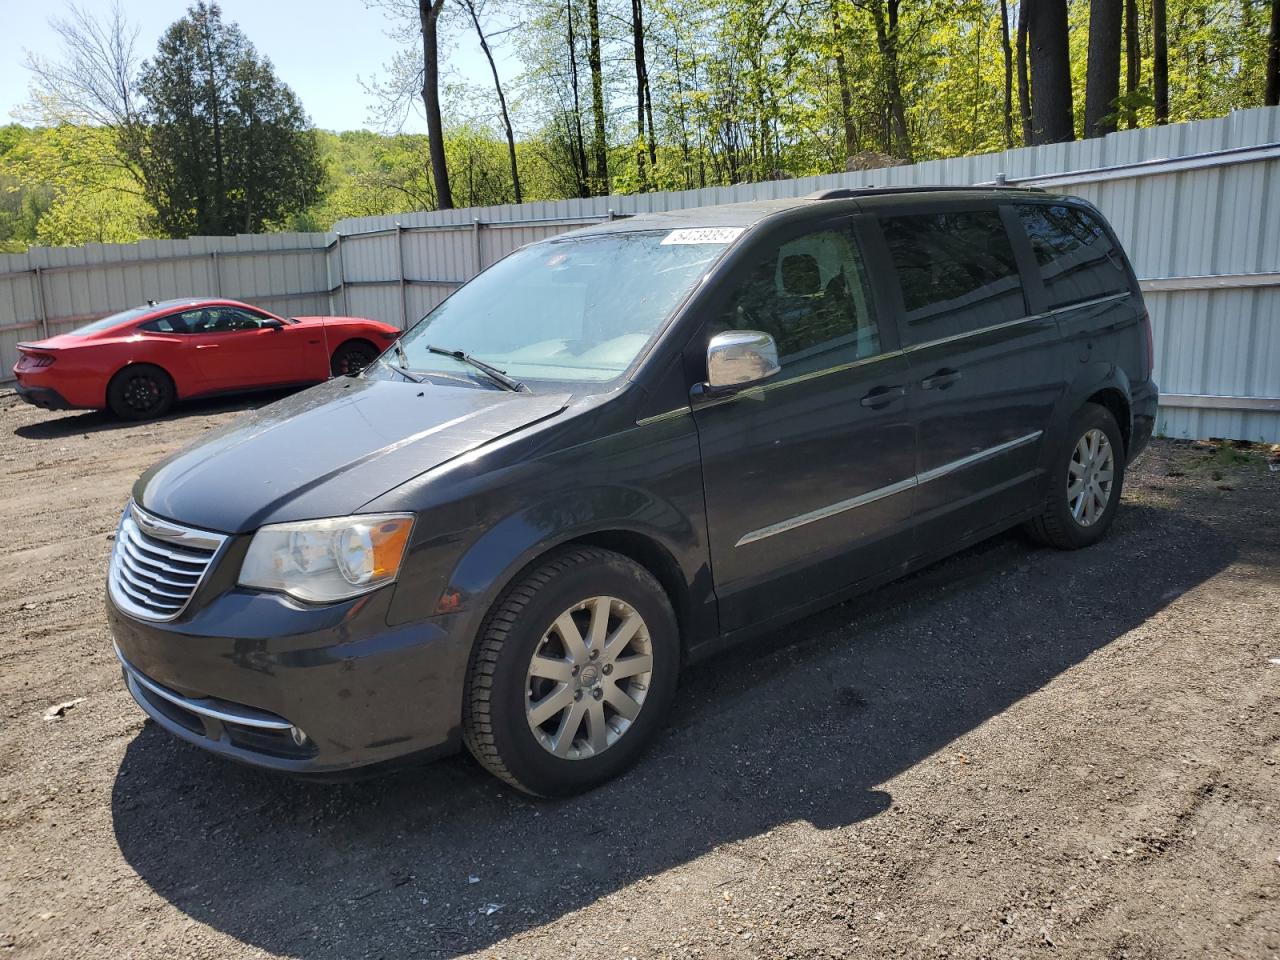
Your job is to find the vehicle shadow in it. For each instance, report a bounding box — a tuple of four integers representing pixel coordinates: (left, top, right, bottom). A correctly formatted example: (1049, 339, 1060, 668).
(10, 389, 297, 440)
(110, 502, 1235, 958)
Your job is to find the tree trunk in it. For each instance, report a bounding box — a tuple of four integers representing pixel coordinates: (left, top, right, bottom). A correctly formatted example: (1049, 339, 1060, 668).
(586, 0, 609, 194)
(870, 0, 913, 161)
(1027, 0, 1074, 143)
(199, 16, 225, 231)
(1152, 0, 1169, 123)
(1000, 0, 1015, 148)
(566, 0, 590, 198)
(418, 0, 453, 209)
(1124, 0, 1140, 128)
(462, 0, 521, 204)
(1016, 1, 1033, 143)
(1266, 0, 1280, 106)
(631, 0, 649, 189)
(1084, 0, 1122, 138)
(833, 0, 858, 163)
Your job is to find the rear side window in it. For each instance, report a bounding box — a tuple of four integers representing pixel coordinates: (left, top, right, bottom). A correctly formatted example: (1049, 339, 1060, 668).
(1016, 204, 1131, 309)
(140, 311, 195, 333)
(879, 210, 1024, 344)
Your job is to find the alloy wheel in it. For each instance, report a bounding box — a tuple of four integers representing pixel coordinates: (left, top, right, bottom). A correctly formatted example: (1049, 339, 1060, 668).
(524, 596, 653, 760)
(1067, 427, 1115, 527)
(122, 374, 162, 413)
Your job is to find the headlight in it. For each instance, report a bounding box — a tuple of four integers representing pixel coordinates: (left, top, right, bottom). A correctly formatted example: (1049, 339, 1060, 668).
(238, 514, 414, 603)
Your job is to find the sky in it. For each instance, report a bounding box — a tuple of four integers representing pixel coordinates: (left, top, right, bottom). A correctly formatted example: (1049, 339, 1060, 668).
(0, 0, 515, 134)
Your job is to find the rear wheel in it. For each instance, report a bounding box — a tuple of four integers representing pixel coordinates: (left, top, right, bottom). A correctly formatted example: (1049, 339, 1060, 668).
(330, 340, 378, 377)
(1026, 402, 1126, 549)
(462, 547, 680, 797)
(106, 364, 175, 420)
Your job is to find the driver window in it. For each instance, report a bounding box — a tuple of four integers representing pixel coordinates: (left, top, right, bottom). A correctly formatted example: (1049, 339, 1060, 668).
(187, 307, 267, 333)
(718, 227, 880, 377)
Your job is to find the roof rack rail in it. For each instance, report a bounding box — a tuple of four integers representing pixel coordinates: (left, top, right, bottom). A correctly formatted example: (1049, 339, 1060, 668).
(804, 184, 1045, 200)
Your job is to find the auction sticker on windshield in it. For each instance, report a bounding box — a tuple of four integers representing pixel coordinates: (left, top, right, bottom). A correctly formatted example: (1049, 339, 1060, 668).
(660, 227, 745, 245)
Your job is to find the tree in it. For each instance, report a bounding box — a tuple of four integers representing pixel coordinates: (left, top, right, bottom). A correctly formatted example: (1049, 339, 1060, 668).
(1152, 0, 1169, 123)
(1026, 0, 1074, 143)
(865, 0, 913, 161)
(1017, 1, 1034, 143)
(1266, 0, 1279, 106)
(417, 0, 454, 208)
(999, 0, 1015, 147)
(460, 0, 521, 203)
(1124, 0, 1140, 127)
(586, 0, 609, 192)
(139, 2, 323, 235)
(1084, 0, 1122, 137)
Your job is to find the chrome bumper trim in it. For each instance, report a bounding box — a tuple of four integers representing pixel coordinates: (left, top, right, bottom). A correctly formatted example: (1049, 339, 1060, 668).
(114, 642, 292, 731)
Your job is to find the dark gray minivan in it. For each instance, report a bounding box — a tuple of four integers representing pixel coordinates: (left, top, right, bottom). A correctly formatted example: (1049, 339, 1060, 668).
(108, 187, 1158, 796)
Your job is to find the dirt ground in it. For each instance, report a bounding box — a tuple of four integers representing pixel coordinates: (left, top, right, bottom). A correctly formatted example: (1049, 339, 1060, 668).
(0, 388, 1277, 960)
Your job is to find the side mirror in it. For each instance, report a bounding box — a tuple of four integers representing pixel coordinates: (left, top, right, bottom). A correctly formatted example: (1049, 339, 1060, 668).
(706, 330, 780, 391)
(263, 318, 284, 330)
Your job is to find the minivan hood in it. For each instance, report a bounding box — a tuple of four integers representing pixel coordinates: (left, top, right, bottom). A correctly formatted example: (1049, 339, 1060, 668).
(134, 378, 570, 533)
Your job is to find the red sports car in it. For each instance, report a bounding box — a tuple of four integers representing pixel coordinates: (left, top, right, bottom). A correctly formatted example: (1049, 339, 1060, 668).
(12, 298, 401, 419)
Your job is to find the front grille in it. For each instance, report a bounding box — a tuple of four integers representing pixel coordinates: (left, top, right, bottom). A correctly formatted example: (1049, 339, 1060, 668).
(108, 503, 227, 621)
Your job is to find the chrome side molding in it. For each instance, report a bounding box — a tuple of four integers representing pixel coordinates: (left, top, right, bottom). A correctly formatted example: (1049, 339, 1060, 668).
(736, 430, 1043, 547)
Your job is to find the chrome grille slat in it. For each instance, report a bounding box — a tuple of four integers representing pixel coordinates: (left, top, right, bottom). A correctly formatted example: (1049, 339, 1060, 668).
(108, 503, 227, 621)
(118, 539, 205, 581)
(125, 536, 212, 568)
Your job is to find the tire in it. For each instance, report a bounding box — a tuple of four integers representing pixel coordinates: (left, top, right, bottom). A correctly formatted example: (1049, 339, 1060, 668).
(330, 340, 378, 377)
(106, 364, 175, 420)
(462, 546, 680, 797)
(1026, 402, 1126, 550)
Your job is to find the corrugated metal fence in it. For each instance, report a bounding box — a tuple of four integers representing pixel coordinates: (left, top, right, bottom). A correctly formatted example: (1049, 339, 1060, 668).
(3, 107, 1278, 441)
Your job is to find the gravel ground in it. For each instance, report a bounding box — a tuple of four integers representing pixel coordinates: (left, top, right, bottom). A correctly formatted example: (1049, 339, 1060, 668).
(0, 389, 1278, 960)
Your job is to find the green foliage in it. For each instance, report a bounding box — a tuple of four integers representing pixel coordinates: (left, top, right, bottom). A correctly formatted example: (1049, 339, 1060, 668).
(138, 2, 322, 236)
(7, 0, 1276, 248)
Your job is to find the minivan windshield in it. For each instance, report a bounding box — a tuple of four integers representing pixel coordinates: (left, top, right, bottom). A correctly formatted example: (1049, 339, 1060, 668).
(386, 230, 733, 385)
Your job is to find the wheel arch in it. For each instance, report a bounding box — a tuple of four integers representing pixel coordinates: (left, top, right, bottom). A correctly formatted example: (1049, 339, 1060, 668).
(1084, 386, 1131, 454)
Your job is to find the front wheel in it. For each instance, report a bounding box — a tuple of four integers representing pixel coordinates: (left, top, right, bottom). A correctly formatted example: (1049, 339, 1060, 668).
(330, 340, 378, 377)
(462, 547, 680, 797)
(1026, 402, 1126, 549)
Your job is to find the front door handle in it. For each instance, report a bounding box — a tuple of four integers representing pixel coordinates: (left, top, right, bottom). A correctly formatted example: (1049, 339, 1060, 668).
(195, 344, 219, 350)
(920, 368, 962, 390)
(860, 385, 905, 408)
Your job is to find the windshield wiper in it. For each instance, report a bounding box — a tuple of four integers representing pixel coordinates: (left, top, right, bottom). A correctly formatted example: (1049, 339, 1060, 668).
(426, 345, 527, 392)
(389, 341, 425, 383)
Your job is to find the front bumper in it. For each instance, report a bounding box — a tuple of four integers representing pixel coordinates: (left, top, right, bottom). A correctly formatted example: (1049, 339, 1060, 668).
(107, 585, 470, 774)
(14, 382, 77, 411)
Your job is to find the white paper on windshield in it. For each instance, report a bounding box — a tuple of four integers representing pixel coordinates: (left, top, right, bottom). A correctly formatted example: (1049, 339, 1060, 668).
(660, 227, 745, 245)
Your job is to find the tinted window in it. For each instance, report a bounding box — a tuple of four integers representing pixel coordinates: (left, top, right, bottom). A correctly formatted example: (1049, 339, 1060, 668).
(140, 311, 195, 334)
(189, 307, 268, 333)
(880, 210, 1024, 343)
(1017, 203, 1130, 309)
(718, 227, 880, 373)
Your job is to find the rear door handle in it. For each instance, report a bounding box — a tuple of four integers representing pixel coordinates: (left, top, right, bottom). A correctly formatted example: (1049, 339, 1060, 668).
(920, 368, 962, 390)
(860, 385, 905, 408)
(195, 344, 219, 350)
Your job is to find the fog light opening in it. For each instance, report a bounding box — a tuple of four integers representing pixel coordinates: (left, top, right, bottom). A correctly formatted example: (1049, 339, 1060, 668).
(289, 726, 309, 747)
